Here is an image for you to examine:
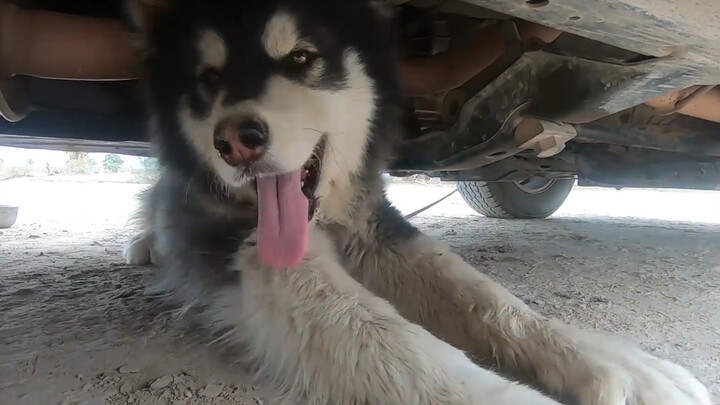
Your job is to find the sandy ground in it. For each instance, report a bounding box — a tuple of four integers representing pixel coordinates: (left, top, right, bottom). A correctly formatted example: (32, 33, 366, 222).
(1, 178, 719, 404)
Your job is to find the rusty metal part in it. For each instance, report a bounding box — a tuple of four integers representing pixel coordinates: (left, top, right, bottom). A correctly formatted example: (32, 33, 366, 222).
(574, 104, 720, 157)
(402, 19, 561, 99)
(439, 89, 468, 123)
(464, 0, 720, 71)
(570, 143, 720, 191)
(514, 19, 562, 44)
(0, 75, 28, 122)
(0, 1, 28, 121)
(0, 0, 137, 121)
(404, 14, 720, 125)
(405, 18, 561, 129)
(1, 2, 137, 81)
(454, 0, 720, 122)
(393, 48, 652, 172)
(645, 85, 720, 123)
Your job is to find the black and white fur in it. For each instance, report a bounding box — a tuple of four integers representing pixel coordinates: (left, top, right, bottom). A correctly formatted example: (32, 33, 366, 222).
(124, 1, 711, 404)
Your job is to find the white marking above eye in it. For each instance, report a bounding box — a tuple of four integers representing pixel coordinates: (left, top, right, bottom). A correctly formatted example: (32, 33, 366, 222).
(198, 29, 228, 69)
(262, 11, 302, 60)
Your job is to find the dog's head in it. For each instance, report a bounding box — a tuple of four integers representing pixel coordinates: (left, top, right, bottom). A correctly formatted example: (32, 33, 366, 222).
(133, 0, 398, 203)
(132, 0, 399, 267)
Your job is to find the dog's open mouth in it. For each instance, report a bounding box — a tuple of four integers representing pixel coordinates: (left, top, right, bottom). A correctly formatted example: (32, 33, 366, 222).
(300, 137, 326, 221)
(255, 137, 326, 270)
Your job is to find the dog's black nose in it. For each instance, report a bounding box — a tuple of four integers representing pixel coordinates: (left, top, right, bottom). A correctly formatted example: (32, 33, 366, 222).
(214, 119, 269, 166)
(237, 120, 268, 150)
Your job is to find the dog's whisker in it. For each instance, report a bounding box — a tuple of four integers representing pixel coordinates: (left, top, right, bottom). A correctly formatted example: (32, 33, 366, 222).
(301, 127, 324, 136)
(208, 327, 238, 347)
(184, 173, 197, 203)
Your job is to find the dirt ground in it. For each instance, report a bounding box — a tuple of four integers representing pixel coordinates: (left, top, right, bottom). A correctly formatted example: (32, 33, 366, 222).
(1, 178, 718, 404)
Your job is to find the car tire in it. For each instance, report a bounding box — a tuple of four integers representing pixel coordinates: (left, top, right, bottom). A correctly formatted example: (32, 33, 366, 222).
(457, 178, 574, 219)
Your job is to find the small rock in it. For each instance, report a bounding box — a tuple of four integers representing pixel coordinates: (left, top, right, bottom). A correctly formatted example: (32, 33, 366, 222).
(185, 390, 193, 398)
(13, 288, 35, 296)
(118, 365, 140, 374)
(82, 383, 92, 392)
(28, 235, 41, 239)
(554, 291, 572, 299)
(120, 382, 133, 394)
(160, 389, 171, 398)
(200, 383, 224, 398)
(149, 375, 173, 390)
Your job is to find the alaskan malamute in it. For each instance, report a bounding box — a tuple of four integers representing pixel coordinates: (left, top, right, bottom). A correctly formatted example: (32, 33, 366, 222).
(124, 1, 710, 404)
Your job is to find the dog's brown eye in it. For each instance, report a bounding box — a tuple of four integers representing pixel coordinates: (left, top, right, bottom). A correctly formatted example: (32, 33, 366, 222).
(199, 67, 222, 86)
(290, 50, 311, 65)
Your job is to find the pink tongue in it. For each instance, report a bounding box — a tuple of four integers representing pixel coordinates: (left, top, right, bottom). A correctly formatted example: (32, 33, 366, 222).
(256, 169, 309, 269)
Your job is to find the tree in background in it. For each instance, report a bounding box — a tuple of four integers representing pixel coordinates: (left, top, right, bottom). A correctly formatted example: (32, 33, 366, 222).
(103, 154, 125, 173)
(139, 157, 159, 172)
(65, 152, 98, 175)
(136, 157, 160, 182)
(0, 157, 34, 179)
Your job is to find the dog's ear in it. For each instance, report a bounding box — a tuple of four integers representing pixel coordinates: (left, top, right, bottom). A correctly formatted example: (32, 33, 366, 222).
(126, 0, 174, 37)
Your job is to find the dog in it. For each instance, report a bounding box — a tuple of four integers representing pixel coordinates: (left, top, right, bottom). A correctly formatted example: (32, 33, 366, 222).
(123, 0, 711, 404)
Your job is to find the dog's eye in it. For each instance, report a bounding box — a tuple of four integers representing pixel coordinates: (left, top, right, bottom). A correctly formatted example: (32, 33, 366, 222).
(198, 67, 222, 86)
(289, 50, 313, 65)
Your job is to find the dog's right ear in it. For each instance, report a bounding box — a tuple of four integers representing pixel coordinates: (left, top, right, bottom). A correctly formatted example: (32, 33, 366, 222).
(125, 0, 174, 47)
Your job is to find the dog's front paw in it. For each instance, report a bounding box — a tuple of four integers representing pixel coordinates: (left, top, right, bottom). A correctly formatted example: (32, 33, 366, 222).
(123, 231, 158, 265)
(559, 331, 710, 405)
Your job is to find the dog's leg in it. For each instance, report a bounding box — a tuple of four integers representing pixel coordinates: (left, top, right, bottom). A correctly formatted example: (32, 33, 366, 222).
(209, 228, 560, 405)
(124, 185, 159, 266)
(346, 212, 711, 405)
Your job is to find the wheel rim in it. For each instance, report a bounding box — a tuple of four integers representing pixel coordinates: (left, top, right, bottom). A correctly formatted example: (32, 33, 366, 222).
(513, 177, 556, 194)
